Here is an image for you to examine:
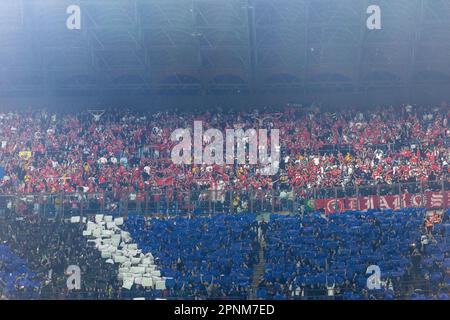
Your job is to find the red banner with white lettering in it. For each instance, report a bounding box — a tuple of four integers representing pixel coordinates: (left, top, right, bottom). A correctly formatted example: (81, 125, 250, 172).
(315, 191, 450, 214)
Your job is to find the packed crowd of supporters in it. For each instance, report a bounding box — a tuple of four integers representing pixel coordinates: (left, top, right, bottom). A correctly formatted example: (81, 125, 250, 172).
(0, 213, 258, 300)
(0, 244, 41, 299)
(0, 104, 448, 300)
(0, 104, 449, 198)
(0, 215, 123, 299)
(0, 208, 447, 300)
(257, 209, 449, 300)
(123, 214, 259, 299)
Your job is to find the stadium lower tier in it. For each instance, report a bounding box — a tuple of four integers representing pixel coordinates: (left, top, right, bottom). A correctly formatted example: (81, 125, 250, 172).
(0, 209, 448, 300)
(259, 209, 448, 299)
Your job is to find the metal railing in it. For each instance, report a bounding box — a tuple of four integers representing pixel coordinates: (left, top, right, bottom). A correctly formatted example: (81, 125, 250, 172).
(0, 179, 448, 218)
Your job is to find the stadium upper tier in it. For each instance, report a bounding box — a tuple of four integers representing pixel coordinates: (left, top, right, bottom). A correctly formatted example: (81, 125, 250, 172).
(0, 105, 448, 197)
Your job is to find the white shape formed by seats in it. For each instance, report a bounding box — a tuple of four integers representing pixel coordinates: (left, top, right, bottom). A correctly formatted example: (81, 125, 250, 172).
(70, 216, 81, 223)
(81, 214, 166, 290)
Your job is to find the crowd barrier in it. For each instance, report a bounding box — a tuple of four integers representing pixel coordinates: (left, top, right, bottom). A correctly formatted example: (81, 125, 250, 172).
(0, 179, 448, 218)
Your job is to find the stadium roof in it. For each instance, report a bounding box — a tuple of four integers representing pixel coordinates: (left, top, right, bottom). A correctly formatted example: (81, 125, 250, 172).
(1, 0, 450, 106)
